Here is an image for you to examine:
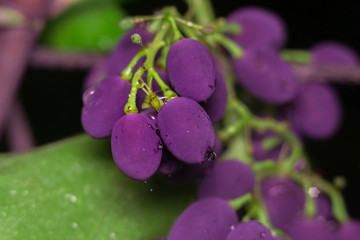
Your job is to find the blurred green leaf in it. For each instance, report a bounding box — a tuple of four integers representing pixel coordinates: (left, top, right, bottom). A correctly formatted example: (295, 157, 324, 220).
(39, 1, 128, 52)
(0, 134, 195, 240)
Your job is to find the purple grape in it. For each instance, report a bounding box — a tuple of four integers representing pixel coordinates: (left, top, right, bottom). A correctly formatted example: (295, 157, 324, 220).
(82, 58, 108, 91)
(316, 194, 333, 219)
(157, 97, 215, 164)
(197, 160, 255, 200)
(311, 41, 359, 66)
(166, 39, 216, 102)
(108, 27, 153, 76)
(202, 69, 228, 124)
(287, 82, 341, 139)
(111, 113, 162, 180)
(233, 49, 298, 104)
(157, 147, 182, 175)
(227, 6, 287, 50)
(273, 237, 285, 240)
(167, 198, 238, 240)
(287, 219, 336, 240)
(81, 76, 131, 138)
(337, 220, 360, 240)
(226, 221, 273, 240)
(261, 177, 305, 232)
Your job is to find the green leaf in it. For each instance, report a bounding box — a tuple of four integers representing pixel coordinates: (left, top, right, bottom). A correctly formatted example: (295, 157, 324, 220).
(0, 134, 195, 240)
(39, 1, 128, 52)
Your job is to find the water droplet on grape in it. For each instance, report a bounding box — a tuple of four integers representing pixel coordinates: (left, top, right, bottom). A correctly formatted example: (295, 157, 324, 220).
(229, 224, 235, 231)
(158, 143, 163, 150)
(260, 231, 267, 238)
(82, 84, 98, 105)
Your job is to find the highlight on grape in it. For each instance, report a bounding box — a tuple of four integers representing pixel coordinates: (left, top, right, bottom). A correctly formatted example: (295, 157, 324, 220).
(80, 1, 360, 239)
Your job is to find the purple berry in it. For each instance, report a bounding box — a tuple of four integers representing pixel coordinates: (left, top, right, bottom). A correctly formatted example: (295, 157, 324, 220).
(166, 38, 216, 102)
(158, 97, 215, 164)
(111, 113, 162, 180)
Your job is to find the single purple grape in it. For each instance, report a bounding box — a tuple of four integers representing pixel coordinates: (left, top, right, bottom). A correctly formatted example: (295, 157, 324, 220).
(157, 97, 215, 164)
(288, 82, 342, 139)
(111, 113, 162, 180)
(226, 220, 273, 240)
(227, 6, 287, 50)
(233, 49, 298, 104)
(107, 27, 153, 76)
(337, 220, 360, 240)
(261, 177, 305, 232)
(197, 160, 255, 200)
(81, 76, 131, 138)
(167, 198, 238, 240)
(287, 219, 336, 240)
(311, 41, 359, 66)
(82, 58, 108, 91)
(166, 38, 216, 102)
(202, 69, 228, 124)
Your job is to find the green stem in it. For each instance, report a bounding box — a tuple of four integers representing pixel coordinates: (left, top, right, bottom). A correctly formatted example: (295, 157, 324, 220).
(186, 0, 215, 25)
(124, 66, 146, 114)
(280, 49, 312, 64)
(166, 16, 183, 41)
(121, 49, 147, 81)
(228, 193, 252, 210)
(211, 33, 244, 58)
(148, 68, 177, 101)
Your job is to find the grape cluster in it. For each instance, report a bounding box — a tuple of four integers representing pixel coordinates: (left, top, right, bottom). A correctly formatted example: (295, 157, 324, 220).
(81, 4, 360, 240)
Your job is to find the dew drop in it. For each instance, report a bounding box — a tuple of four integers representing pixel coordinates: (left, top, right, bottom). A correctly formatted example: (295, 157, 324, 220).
(308, 186, 320, 198)
(70, 195, 77, 203)
(260, 231, 267, 238)
(82, 84, 98, 105)
(158, 143, 163, 150)
(9, 190, 17, 196)
(229, 224, 235, 231)
(72, 222, 78, 229)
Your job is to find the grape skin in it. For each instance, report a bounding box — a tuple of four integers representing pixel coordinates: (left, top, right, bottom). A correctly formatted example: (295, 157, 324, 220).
(261, 177, 305, 232)
(166, 38, 216, 102)
(167, 198, 238, 240)
(287, 219, 336, 240)
(227, 6, 287, 50)
(311, 41, 359, 66)
(202, 69, 228, 124)
(337, 220, 360, 240)
(288, 82, 342, 139)
(233, 49, 298, 104)
(157, 97, 215, 164)
(81, 76, 131, 138)
(197, 160, 255, 200)
(111, 113, 162, 181)
(226, 220, 273, 240)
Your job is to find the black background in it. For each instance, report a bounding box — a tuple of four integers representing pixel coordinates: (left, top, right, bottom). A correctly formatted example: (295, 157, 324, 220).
(3, 0, 360, 219)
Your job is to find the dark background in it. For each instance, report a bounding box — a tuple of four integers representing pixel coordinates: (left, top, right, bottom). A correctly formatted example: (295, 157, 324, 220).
(3, 0, 360, 219)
